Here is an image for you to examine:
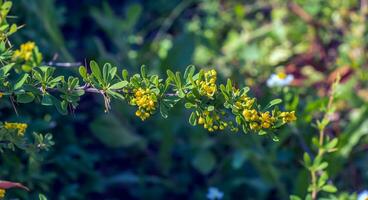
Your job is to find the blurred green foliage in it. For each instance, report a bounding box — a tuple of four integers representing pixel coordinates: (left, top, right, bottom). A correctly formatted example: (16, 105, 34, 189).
(1, 0, 368, 199)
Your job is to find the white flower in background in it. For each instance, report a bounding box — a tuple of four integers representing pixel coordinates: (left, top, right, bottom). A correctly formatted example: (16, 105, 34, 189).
(266, 72, 294, 87)
(358, 190, 368, 200)
(206, 187, 224, 200)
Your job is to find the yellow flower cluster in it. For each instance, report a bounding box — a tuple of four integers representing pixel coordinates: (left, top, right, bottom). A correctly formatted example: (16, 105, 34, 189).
(4, 122, 28, 136)
(235, 94, 256, 110)
(196, 69, 217, 97)
(242, 109, 276, 131)
(0, 189, 5, 199)
(242, 109, 297, 131)
(197, 110, 228, 132)
(279, 111, 297, 123)
(0, 92, 3, 98)
(130, 87, 157, 121)
(13, 41, 35, 61)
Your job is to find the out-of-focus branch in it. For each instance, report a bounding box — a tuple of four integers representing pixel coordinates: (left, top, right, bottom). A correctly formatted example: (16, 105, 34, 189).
(45, 61, 82, 68)
(287, 1, 322, 28)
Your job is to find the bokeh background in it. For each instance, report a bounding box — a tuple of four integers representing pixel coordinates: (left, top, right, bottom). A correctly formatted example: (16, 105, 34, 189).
(1, 0, 368, 199)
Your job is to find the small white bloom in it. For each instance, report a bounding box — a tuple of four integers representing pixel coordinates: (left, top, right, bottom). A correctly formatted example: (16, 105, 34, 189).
(266, 72, 294, 88)
(358, 190, 368, 200)
(206, 187, 224, 200)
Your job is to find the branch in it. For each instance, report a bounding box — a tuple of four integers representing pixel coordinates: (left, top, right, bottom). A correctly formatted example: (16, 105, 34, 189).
(45, 61, 82, 68)
(287, 1, 322, 28)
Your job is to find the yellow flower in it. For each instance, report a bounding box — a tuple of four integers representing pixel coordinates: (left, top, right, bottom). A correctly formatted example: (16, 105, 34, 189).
(198, 117, 205, 124)
(250, 122, 260, 131)
(242, 109, 258, 121)
(236, 94, 255, 110)
(0, 92, 3, 98)
(198, 69, 217, 97)
(259, 111, 275, 129)
(277, 72, 287, 79)
(279, 111, 297, 123)
(131, 87, 157, 121)
(4, 122, 28, 136)
(196, 109, 228, 132)
(0, 189, 5, 198)
(12, 41, 36, 61)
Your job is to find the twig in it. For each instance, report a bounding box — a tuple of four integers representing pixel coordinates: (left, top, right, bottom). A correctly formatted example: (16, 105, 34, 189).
(45, 61, 82, 68)
(287, 1, 322, 28)
(9, 96, 18, 116)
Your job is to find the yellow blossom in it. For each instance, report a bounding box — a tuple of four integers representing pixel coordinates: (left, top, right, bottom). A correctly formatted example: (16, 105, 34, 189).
(242, 109, 276, 130)
(131, 87, 157, 121)
(0, 189, 5, 199)
(196, 109, 228, 132)
(259, 111, 275, 129)
(12, 41, 36, 61)
(277, 72, 287, 80)
(197, 70, 217, 97)
(279, 111, 297, 123)
(236, 94, 255, 110)
(242, 109, 258, 121)
(4, 122, 28, 136)
(0, 92, 3, 98)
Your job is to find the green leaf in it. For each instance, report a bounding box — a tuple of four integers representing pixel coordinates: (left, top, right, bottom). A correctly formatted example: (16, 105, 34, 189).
(79, 66, 88, 80)
(90, 60, 102, 82)
(13, 74, 29, 90)
(50, 95, 68, 115)
(235, 116, 242, 125)
(41, 94, 53, 106)
(321, 185, 337, 193)
(303, 152, 311, 167)
(166, 70, 176, 83)
(325, 138, 338, 150)
(258, 130, 267, 135)
(184, 102, 195, 109)
(102, 63, 112, 83)
(318, 172, 328, 187)
(183, 65, 195, 81)
(241, 87, 250, 94)
(140, 65, 146, 78)
(175, 72, 182, 88)
(226, 79, 232, 91)
(266, 99, 282, 109)
(109, 67, 117, 81)
(106, 90, 125, 101)
(39, 194, 48, 200)
(189, 112, 197, 126)
(8, 24, 17, 35)
(289, 195, 302, 200)
(23, 84, 42, 95)
(122, 69, 129, 80)
(109, 81, 128, 90)
(178, 90, 185, 98)
(1, 1, 12, 14)
(0, 63, 14, 75)
(316, 162, 328, 170)
(16, 92, 35, 103)
(207, 105, 215, 111)
(192, 150, 216, 175)
(271, 135, 280, 142)
(159, 103, 169, 118)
